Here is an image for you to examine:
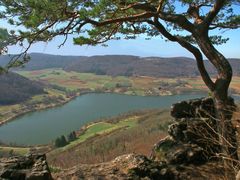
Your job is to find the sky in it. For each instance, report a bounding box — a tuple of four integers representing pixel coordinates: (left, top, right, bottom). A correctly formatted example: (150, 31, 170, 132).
(4, 26, 238, 59)
(1, 4, 240, 59)
(6, 30, 239, 58)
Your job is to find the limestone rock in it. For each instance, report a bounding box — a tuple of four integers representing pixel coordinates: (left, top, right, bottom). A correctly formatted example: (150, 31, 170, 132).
(152, 97, 223, 166)
(170, 97, 215, 119)
(151, 137, 206, 165)
(168, 118, 220, 153)
(0, 154, 52, 180)
(166, 143, 205, 165)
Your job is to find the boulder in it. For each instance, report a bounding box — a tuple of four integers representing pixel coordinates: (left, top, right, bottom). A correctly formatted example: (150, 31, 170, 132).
(151, 137, 206, 165)
(127, 155, 178, 180)
(166, 143, 206, 165)
(151, 97, 222, 167)
(168, 118, 219, 153)
(150, 136, 176, 161)
(170, 97, 215, 119)
(0, 154, 52, 180)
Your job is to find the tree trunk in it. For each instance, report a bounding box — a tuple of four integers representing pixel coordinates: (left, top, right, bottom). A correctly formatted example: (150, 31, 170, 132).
(213, 92, 238, 163)
(194, 32, 238, 170)
(212, 93, 238, 180)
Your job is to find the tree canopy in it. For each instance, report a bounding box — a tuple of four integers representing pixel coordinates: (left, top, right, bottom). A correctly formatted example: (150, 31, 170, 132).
(1, 1, 239, 47)
(0, 28, 13, 72)
(0, 27, 28, 71)
(0, 28, 10, 55)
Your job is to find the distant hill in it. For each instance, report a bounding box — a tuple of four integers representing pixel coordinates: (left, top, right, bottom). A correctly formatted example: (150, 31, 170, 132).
(0, 53, 240, 77)
(0, 53, 82, 71)
(0, 72, 44, 105)
(64, 55, 240, 77)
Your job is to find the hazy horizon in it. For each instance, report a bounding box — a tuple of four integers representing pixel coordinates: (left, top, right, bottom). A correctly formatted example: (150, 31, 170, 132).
(1, 52, 240, 59)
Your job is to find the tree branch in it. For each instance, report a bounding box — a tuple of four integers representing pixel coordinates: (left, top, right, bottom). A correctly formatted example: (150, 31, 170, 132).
(119, 1, 194, 33)
(204, 0, 227, 27)
(157, 0, 165, 13)
(158, 12, 194, 32)
(85, 12, 155, 27)
(209, 23, 240, 30)
(120, 2, 156, 11)
(147, 18, 215, 91)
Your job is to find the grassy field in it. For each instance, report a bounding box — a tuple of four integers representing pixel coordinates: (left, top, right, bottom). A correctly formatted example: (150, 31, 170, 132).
(47, 109, 171, 168)
(186, 76, 240, 93)
(49, 116, 139, 155)
(16, 68, 215, 96)
(17, 68, 240, 95)
(0, 146, 30, 157)
(18, 69, 121, 91)
(0, 145, 52, 157)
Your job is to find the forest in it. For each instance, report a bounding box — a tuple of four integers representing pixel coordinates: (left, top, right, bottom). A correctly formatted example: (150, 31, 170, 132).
(0, 72, 44, 105)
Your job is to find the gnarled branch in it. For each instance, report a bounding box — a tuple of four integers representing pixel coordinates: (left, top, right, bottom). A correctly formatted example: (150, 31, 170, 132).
(203, 0, 227, 28)
(147, 18, 215, 91)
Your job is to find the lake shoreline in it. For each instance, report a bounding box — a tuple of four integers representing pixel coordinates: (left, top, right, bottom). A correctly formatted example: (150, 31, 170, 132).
(0, 90, 165, 127)
(0, 109, 168, 157)
(0, 91, 208, 127)
(0, 89, 206, 127)
(0, 109, 165, 153)
(0, 94, 78, 127)
(0, 92, 207, 146)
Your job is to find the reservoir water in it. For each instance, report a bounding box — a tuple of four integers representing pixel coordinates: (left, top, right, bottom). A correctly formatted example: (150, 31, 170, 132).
(0, 93, 206, 145)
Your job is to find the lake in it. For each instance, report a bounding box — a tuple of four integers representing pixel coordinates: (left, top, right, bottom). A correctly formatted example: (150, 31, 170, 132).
(0, 93, 206, 145)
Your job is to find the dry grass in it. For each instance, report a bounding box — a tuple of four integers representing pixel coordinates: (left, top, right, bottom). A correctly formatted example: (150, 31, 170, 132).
(0, 146, 30, 157)
(47, 109, 171, 168)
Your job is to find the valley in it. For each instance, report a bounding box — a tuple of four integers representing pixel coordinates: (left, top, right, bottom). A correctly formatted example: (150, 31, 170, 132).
(1, 109, 172, 170)
(0, 54, 240, 173)
(0, 68, 202, 126)
(1, 67, 240, 128)
(0, 2, 239, 178)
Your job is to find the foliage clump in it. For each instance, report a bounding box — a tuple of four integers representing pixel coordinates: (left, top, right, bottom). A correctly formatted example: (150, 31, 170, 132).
(54, 135, 68, 148)
(54, 131, 77, 148)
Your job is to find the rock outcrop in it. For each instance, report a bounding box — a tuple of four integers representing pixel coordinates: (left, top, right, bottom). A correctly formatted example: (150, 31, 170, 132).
(127, 97, 235, 179)
(151, 97, 222, 164)
(0, 154, 52, 180)
(53, 153, 228, 180)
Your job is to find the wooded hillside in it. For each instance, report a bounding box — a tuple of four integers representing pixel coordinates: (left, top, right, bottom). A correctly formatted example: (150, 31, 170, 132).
(1, 54, 239, 77)
(0, 72, 44, 105)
